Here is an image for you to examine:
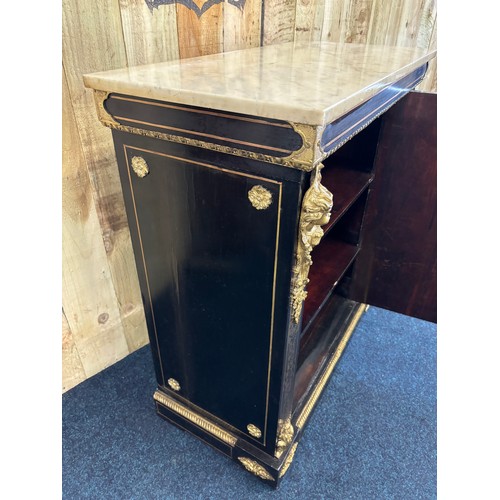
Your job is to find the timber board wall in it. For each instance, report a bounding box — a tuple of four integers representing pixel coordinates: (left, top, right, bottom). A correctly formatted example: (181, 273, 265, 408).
(62, 0, 437, 392)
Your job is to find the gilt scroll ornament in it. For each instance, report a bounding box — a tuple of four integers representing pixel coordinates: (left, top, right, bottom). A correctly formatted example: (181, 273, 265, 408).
(291, 165, 334, 323)
(237, 457, 274, 481)
(247, 424, 262, 438)
(275, 418, 294, 458)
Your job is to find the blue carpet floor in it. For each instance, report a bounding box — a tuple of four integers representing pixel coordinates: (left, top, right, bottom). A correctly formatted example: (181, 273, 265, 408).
(62, 306, 436, 499)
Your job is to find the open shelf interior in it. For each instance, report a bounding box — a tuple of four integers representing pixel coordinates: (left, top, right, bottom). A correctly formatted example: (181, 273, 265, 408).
(321, 165, 373, 235)
(301, 189, 369, 331)
(301, 238, 359, 329)
(292, 291, 362, 412)
(291, 118, 383, 418)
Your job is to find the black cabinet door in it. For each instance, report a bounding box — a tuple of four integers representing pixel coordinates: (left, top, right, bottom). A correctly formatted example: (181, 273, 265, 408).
(112, 133, 301, 452)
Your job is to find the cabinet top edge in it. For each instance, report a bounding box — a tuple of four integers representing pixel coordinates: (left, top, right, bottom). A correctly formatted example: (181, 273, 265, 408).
(84, 42, 436, 127)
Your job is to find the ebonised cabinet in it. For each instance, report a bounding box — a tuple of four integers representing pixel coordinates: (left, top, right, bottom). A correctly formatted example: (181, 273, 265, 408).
(84, 42, 437, 486)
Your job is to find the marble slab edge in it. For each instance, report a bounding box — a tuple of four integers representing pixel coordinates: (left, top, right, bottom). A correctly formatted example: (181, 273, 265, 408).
(83, 47, 436, 127)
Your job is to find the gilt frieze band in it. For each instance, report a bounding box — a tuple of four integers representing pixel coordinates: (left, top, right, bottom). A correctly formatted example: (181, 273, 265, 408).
(93, 90, 322, 171)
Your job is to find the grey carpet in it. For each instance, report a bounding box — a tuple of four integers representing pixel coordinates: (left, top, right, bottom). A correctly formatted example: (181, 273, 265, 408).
(63, 306, 436, 499)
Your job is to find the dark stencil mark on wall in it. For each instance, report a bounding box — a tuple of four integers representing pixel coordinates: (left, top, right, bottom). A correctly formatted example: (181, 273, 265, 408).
(145, 0, 245, 17)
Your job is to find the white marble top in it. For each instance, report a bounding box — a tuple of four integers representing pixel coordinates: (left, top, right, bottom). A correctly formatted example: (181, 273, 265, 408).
(84, 42, 436, 126)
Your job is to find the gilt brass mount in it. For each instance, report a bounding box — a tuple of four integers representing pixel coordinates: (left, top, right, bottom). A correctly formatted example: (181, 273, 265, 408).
(167, 378, 181, 391)
(247, 423, 262, 438)
(275, 418, 294, 458)
(131, 156, 150, 178)
(248, 185, 273, 210)
(237, 457, 274, 481)
(291, 165, 334, 323)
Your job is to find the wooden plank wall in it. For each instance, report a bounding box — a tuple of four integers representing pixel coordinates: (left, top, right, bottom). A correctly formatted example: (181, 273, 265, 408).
(62, 0, 437, 392)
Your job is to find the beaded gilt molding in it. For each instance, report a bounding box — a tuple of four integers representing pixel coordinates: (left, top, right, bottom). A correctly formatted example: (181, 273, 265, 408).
(153, 391, 237, 446)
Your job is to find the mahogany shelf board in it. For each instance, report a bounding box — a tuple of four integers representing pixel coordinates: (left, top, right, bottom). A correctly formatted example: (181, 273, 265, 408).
(302, 238, 360, 328)
(293, 296, 361, 411)
(321, 165, 374, 236)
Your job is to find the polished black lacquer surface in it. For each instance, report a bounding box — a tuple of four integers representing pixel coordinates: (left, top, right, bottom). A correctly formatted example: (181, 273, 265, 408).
(112, 130, 304, 454)
(106, 94, 303, 157)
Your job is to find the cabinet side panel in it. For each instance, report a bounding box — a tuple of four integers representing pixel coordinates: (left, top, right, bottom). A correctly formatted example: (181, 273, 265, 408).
(349, 92, 436, 322)
(111, 131, 302, 454)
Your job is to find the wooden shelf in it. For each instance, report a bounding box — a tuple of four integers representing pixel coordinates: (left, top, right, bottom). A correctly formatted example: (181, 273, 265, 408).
(321, 165, 373, 236)
(293, 296, 363, 411)
(301, 238, 359, 329)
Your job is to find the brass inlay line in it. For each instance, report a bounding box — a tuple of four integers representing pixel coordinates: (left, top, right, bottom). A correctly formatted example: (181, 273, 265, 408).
(323, 74, 424, 150)
(296, 304, 367, 430)
(124, 148, 166, 386)
(124, 145, 282, 446)
(263, 182, 282, 443)
(104, 119, 314, 170)
(111, 95, 292, 128)
(154, 390, 237, 446)
(115, 116, 293, 154)
(125, 145, 281, 185)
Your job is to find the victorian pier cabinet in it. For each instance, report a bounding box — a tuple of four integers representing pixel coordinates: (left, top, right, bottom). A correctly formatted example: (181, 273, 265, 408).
(84, 42, 437, 486)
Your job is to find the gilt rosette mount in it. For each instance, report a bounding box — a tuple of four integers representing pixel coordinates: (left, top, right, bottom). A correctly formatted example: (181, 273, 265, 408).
(291, 165, 334, 323)
(167, 378, 181, 391)
(248, 185, 273, 210)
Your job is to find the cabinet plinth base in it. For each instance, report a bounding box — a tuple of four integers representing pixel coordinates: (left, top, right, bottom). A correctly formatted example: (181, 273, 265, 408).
(153, 300, 366, 487)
